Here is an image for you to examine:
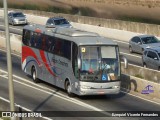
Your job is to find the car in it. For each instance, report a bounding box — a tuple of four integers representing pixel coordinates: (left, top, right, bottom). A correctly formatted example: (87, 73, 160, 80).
(46, 17, 72, 28)
(8, 11, 28, 25)
(142, 47, 160, 70)
(129, 35, 160, 54)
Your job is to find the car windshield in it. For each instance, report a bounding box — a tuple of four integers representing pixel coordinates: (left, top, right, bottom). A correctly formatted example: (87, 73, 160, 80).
(13, 13, 25, 17)
(54, 19, 69, 25)
(141, 36, 159, 44)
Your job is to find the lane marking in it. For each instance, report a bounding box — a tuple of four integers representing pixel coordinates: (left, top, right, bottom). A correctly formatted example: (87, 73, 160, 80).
(113, 40, 129, 44)
(121, 91, 160, 105)
(0, 96, 52, 120)
(0, 68, 160, 107)
(120, 52, 141, 58)
(0, 24, 22, 31)
(0, 48, 21, 57)
(0, 72, 104, 112)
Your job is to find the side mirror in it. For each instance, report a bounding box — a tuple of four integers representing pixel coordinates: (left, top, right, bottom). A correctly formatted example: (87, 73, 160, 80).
(121, 55, 128, 69)
(78, 58, 81, 69)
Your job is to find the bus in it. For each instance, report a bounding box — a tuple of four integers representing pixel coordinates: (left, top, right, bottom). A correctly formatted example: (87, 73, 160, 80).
(22, 24, 128, 96)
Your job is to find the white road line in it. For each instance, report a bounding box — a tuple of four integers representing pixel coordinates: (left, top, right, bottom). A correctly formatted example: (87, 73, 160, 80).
(120, 52, 141, 58)
(0, 68, 160, 107)
(0, 48, 21, 57)
(0, 72, 104, 112)
(113, 40, 129, 44)
(121, 91, 160, 105)
(0, 24, 22, 31)
(0, 96, 52, 120)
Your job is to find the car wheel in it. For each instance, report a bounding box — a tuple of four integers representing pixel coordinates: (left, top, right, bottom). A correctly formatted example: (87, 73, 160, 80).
(31, 67, 39, 83)
(158, 67, 160, 71)
(65, 81, 74, 97)
(129, 46, 133, 53)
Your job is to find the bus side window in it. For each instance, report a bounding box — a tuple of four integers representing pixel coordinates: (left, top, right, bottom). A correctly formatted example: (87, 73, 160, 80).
(41, 35, 47, 50)
(35, 33, 42, 49)
(29, 32, 35, 47)
(47, 36, 55, 52)
(23, 30, 31, 46)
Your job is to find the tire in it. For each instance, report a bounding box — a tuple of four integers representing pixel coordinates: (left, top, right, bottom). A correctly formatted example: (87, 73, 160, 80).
(31, 67, 39, 83)
(129, 46, 133, 53)
(65, 81, 74, 97)
(158, 67, 160, 71)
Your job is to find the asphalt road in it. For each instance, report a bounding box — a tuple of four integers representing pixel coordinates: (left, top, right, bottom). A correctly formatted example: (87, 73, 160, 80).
(0, 49, 160, 120)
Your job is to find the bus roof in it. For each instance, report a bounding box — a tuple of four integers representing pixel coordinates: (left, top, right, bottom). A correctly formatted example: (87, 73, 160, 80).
(23, 24, 117, 46)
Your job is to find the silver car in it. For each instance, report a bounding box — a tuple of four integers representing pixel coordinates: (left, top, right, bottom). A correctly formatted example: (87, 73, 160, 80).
(142, 48, 160, 70)
(129, 35, 160, 54)
(8, 12, 28, 25)
(46, 17, 72, 28)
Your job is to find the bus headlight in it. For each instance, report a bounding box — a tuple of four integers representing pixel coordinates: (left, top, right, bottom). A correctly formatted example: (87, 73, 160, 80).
(112, 86, 120, 89)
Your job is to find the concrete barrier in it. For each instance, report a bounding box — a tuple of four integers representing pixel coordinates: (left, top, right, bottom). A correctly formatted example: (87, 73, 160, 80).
(0, 31, 21, 53)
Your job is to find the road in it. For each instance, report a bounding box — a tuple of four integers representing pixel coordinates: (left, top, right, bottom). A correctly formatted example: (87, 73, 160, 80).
(0, 49, 160, 120)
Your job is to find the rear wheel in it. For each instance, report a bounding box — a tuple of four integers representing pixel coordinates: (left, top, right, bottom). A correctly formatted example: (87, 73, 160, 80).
(31, 67, 39, 83)
(129, 46, 133, 53)
(65, 81, 74, 97)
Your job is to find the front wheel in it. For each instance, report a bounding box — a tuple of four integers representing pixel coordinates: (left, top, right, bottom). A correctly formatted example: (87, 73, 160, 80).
(31, 67, 39, 83)
(66, 81, 74, 97)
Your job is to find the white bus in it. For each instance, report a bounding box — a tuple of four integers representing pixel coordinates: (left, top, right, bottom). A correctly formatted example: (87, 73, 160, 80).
(22, 24, 128, 96)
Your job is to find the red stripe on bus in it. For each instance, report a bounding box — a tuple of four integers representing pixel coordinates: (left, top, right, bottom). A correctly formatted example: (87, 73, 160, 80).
(22, 46, 40, 64)
(39, 50, 56, 77)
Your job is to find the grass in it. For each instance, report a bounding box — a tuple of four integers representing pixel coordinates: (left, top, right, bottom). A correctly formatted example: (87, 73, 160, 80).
(119, 16, 160, 25)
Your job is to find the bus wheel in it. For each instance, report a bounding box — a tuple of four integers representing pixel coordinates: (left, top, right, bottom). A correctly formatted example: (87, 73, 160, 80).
(31, 67, 39, 83)
(66, 81, 74, 97)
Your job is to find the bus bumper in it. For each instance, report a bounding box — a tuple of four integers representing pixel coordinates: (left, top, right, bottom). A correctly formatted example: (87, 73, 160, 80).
(77, 81, 120, 96)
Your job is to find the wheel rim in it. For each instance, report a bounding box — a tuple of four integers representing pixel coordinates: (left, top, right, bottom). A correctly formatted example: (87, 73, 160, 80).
(67, 84, 71, 94)
(32, 69, 36, 80)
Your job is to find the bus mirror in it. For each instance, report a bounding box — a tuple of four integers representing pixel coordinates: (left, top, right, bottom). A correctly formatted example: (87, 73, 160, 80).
(121, 55, 128, 69)
(78, 58, 81, 69)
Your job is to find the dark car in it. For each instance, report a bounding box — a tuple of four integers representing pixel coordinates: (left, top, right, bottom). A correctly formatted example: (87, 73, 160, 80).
(8, 11, 28, 25)
(129, 35, 160, 54)
(46, 17, 72, 28)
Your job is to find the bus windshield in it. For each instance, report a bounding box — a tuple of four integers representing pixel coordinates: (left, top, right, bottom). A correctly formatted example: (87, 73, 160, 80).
(80, 46, 120, 82)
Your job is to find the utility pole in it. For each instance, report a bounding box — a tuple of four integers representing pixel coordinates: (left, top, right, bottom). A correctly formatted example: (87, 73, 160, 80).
(3, 0, 15, 114)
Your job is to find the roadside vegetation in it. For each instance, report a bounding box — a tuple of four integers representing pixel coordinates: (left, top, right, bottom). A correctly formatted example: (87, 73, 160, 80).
(0, 0, 160, 25)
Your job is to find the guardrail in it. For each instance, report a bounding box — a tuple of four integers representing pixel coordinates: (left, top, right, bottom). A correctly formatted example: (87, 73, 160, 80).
(0, 31, 160, 102)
